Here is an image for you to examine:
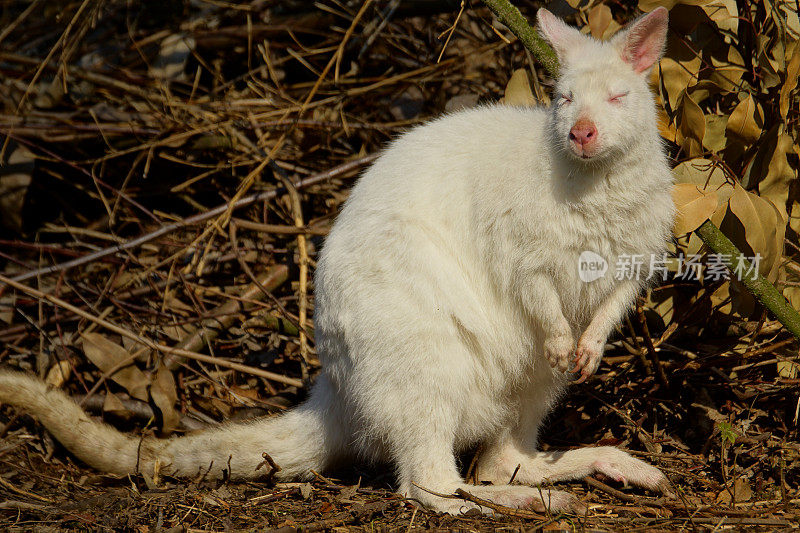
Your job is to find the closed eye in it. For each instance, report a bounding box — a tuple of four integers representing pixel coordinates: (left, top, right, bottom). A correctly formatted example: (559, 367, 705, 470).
(608, 92, 628, 104)
(559, 93, 573, 106)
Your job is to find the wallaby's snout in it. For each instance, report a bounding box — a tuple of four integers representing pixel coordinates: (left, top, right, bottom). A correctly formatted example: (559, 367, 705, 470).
(568, 118, 598, 158)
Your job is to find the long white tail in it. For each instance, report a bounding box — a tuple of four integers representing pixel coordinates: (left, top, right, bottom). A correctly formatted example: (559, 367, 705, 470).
(0, 370, 343, 481)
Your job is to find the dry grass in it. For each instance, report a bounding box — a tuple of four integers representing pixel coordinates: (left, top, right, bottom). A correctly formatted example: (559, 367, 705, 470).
(0, 1, 798, 530)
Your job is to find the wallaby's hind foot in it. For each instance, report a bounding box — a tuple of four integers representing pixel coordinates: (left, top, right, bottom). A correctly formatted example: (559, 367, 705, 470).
(478, 443, 669, 496)
(408, 482, 585, 516)
(588, 447, 668, 492)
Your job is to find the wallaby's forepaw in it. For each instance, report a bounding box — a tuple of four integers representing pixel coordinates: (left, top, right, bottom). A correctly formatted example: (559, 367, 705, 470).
(590, 447, 669, 494)
(544, 333, 575, 372)
(571, 334, 605, 383)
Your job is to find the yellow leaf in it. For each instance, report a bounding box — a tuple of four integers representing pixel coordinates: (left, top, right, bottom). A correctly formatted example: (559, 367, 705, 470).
(0, 146, 34, 233)
(785, 287, 800, 313)
(658, 45, 702, 111)
(103, 392, 132, 418)
(687, 80, 725, 106)
(601, 20, 622, 40)
(709, 45, 746, 93)
(673, 158, 734, 203)
(645, 283, 699, 328)
(81, 332, 149, 401)
(657, 104, 677, 142)
(45, 360, 72, 388)
(671, 159, 731, 261)
(779, 1, 800, 39)
(778, 360, 800, 379)
(677, 91, 706, 157)
(726, 94, 764, 145)
(757, 43, 783, 90)
(751, 128, 793, 226)
(703, 114, 728, 152)
(733, 477, 753, 502)
(672, 183, 719, 235)
(727, 186, 781, 279)
(502, 69, 536, 107)
(639, 0, 678, 11)
(151, 363, 180, 434)
(588, 4, 612, 40)
(779, 44, 800, 119)
(700, 0, 739, 34)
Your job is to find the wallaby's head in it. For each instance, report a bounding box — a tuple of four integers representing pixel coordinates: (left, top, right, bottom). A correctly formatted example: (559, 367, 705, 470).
(536, 8, 668, 163)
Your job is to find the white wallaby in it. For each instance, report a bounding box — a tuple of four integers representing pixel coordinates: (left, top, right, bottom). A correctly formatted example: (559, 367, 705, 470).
(0, 8, 674, 515)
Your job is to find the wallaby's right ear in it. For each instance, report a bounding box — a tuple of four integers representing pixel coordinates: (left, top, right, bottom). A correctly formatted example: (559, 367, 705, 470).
(536, 9, 585, 61)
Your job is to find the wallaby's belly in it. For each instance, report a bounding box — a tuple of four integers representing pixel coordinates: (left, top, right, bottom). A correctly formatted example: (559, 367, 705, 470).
(315, 209, 547, 447)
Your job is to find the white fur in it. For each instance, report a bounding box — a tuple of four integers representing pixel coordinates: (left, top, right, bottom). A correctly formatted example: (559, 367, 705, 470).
(0, 9, 673, 515)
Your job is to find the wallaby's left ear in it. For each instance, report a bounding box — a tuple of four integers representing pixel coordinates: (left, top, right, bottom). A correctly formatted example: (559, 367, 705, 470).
(613, 7, 669, 74)
(537, 8, 587, 62)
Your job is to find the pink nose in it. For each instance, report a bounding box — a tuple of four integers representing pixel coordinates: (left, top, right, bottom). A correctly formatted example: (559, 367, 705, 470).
(569, 120, 598, 147)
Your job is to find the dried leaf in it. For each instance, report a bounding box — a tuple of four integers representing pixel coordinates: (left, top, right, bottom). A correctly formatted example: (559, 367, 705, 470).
(779, 1, 800, 39)
(656, 104, 677, 142)
(162, 290, 194, 314)
(702, 114, 728, 152)
(445, 93, 480, 113)
(0, 146, 34, 232)
(716, 488, 732, 504)
(700, 0, 739, 34)
(753, 129, 793, 225)
(676, 91, 705, 157)
(672, 184, 719, 235)
(673, 158, 734, 206)
(601, 20, 622, 40)
(639, 0, 679, 11)
(45, 360, 72, 388)
(152, 34, 195, 81)
(732, 478, 753, 502)
(726, 94, 763, 145)
(0, 293, 15, 324)
(151, 363, 179, 434)
(709, 45, 746, 93)
(502, 69, 536, 107)
(727, 186, 781, 278)
(338, 484, 359, 502)
(588, 4, 612, 40)
(757, 41, 783, 90)
(81, 332, 149, 401)
(658, 52, 701, 111)
(778, 360, 800, 379)
(644, 285, 690, 328)
(103, 391, 132, 418)
(743, 125, 779, 189)
(779, 44, 800, 119)
(784, 289, 800, 329)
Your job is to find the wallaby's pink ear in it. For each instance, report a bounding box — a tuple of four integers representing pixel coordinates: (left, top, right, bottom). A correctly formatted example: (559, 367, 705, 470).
(536, 9, 585, 60)
(614, 7, 669, 74)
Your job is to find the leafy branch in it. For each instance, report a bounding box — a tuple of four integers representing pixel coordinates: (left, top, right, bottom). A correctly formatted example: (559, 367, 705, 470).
(482, 0, 800, 339)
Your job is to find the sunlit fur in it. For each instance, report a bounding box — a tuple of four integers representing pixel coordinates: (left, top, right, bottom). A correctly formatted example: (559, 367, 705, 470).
(0, 9, 674, 515)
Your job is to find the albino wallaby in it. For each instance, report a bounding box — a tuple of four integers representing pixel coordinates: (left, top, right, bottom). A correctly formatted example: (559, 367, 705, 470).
(0, 8, 674, 515)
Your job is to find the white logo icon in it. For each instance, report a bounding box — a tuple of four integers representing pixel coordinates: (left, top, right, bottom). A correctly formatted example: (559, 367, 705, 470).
(578, 251, 607, 282)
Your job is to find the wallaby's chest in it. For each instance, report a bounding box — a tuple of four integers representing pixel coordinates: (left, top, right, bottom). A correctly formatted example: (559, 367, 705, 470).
(516, 185, 663, 322)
